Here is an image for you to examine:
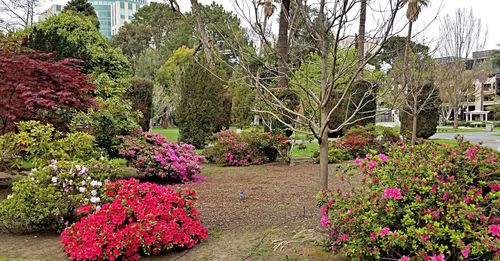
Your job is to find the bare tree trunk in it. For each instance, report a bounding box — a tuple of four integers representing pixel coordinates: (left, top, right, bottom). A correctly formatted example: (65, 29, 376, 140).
(277, 0, 291, 89)
(190, 0, 214, 65)
(411, 113, 417, 145)
(453, 106, 459, 129)
(357, 0, 367, 74)
(319, 114, 329, 190)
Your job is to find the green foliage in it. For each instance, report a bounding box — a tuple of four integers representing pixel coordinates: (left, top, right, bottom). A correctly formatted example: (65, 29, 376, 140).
(400, 83, 441, 139)
(0, 160, 117, 233)
(313, 148, 353, 164)
(23, 12, 131, 98)
(0, 121, 99, 168)
(62, 0, 99, 28)
(373, 36, 429, 69)
(71, 97, 141, 157)
(126, 78, 153, 131)
(173, 50, 228, 148)
(318, 141, 500, 260)
(110, 23, 152, 59)
(204, 130, 288, 166)
(230, 72, 255, 128)
(328, 80, 377, 137)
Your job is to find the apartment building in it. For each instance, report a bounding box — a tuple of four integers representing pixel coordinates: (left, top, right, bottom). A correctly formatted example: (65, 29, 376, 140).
(38, 4, 63, 23)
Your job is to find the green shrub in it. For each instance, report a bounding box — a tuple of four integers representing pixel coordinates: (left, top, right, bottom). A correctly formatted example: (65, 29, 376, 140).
(0, 121, 99, 168)
(0, 159, 117, 233)
(318, 140, 500, 260)
(328, 80, 377, 137)
(71, 97, 141, 157)
(204, 130, 288, 166)
(313, 148, 354, 164)
(400, 83, 441, 139)
(125, 77, 153, 131)
(176, 58, 228, 148)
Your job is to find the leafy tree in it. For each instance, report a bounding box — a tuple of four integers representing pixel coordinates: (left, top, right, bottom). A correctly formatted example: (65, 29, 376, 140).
(110, 23, 151, 59)
(23, 12, 131, 98)
(400, 82, 440, 139)
(0, 37, 95, 134)
(373, 36, 429, 69)
(71, 97, 141, 157)
(230, 71, 255, 128)
(62, 0, 99, 28)
(173, 49, 227, 148)
(125, 78, 154, 131)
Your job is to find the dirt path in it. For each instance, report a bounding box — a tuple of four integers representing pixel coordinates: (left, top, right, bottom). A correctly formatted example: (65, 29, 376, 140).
(0, 162, 354, 261)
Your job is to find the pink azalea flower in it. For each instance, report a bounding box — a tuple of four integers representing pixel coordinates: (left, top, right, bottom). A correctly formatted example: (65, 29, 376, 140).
(490, 184, 500, 192)
(399, 257, 410, 261)
(370, 232, 377, 240)
(378, 153, 388, 163)
(384, 188, 402, 200)
(431, 254, 445, 261)
(488, 224, 500, 237)
(380, 227, 390, 236)
(321, 216, 330, 228)
(355, 158, 363, 167)
(461, 246, 470, 258)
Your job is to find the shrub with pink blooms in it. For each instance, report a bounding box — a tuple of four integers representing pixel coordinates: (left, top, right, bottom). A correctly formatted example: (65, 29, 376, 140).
(117, 132, 205, 183)
(204, 130, 288, 166)
(61, 178, 208, 260)
(318, 140, 500, 260)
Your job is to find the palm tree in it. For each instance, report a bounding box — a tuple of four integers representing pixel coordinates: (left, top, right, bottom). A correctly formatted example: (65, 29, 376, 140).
(403, 0, 429, 65)
(276, 0, 291, 89)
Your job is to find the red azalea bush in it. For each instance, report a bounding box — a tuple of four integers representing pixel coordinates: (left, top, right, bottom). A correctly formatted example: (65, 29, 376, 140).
(61, 178, 208, 260)
(117, 132, 206, 183)
(204, 130, 288, 166)
(318, 140, 500, 260)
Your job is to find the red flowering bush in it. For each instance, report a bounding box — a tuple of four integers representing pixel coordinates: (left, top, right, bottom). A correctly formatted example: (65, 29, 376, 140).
(204, 130, 288, 166)
(117, 132, 206, 183)
(318, 140, 500, 260)
(61, 178, 208, 260)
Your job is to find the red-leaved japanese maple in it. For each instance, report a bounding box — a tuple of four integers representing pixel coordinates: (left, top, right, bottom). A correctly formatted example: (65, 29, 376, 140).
(0, 43, 95, 134)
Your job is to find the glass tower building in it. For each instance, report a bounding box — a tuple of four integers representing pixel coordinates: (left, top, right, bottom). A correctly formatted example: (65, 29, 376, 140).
(89, 0, 147, 38)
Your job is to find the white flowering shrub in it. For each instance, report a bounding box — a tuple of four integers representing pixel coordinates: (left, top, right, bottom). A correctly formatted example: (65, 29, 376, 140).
(0, 160, 117, 233)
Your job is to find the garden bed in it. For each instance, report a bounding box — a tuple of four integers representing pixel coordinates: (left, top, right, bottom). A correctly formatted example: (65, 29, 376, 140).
(0, 162, 356, 260)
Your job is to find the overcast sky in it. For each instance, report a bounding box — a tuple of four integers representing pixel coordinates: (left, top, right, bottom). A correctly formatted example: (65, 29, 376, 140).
(41, 0, 500, 50)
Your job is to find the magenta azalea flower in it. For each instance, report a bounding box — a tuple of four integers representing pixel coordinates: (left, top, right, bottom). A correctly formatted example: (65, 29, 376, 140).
(488, 224, 500, 237)
(380, 227, 390, 236)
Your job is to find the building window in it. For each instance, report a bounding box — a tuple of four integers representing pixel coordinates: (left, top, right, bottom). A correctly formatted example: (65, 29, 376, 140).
(56, 5, 61, 11)
(128, 3, 132, 9)
(120, 2, 124, 8)
(120, 14, 125, 19)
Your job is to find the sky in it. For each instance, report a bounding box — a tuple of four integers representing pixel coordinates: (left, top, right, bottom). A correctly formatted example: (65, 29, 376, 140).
(39, 0, 500, 50)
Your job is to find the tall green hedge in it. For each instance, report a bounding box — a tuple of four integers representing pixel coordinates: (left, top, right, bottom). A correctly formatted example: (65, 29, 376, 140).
(400, 82, 440, 139)
(328, 80, 377, 137)
(176, 59, 227, 148)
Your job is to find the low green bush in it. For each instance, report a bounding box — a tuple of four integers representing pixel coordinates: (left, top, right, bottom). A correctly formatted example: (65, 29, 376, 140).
(0, 121, 99, 168)
(0, 159, 117, 233)
(313, 148, 354, 164)
(318, 140, 500, 260)
(70, 97, 141, 157)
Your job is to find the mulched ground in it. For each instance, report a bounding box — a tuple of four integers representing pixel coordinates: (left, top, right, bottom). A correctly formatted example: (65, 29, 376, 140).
(0, 162, 357, 261)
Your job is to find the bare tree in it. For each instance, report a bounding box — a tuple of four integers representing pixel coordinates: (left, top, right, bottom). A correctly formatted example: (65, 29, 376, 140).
(437, 8, 488, 129)
(232, 0, 404, 189)
(357, 0, 367, 70)
(0, 0, 41, 30)
(190, 0, 215, 65)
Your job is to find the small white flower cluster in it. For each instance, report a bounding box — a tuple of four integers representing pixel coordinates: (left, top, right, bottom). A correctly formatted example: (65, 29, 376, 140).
(90, 180, 102, 187)
(51, 176, 58, 183)
(90, 196, 100, 203)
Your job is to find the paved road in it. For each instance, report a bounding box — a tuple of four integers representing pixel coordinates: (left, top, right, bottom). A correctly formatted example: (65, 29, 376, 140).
(431, 131, 500, 150)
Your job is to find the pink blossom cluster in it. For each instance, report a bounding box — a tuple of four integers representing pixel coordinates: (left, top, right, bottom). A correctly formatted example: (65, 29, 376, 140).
(383, 187, 402, 200)
(118, 132, 206, 183)
(61, 178, 208, 260)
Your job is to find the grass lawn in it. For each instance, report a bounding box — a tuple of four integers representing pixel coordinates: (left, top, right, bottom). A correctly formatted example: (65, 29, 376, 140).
(430, 139, 458, 146)
(151, 127, 179, 141)
(290, 142, 318, 158)
(437, 127, 486, 133)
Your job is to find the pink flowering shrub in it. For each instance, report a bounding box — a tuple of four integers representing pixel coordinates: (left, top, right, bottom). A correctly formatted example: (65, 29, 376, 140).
(318, 140, 500, 260)
(204, 130, 288, 166)
(117, 132, 205, 183)
(61, 178, 208, 260)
